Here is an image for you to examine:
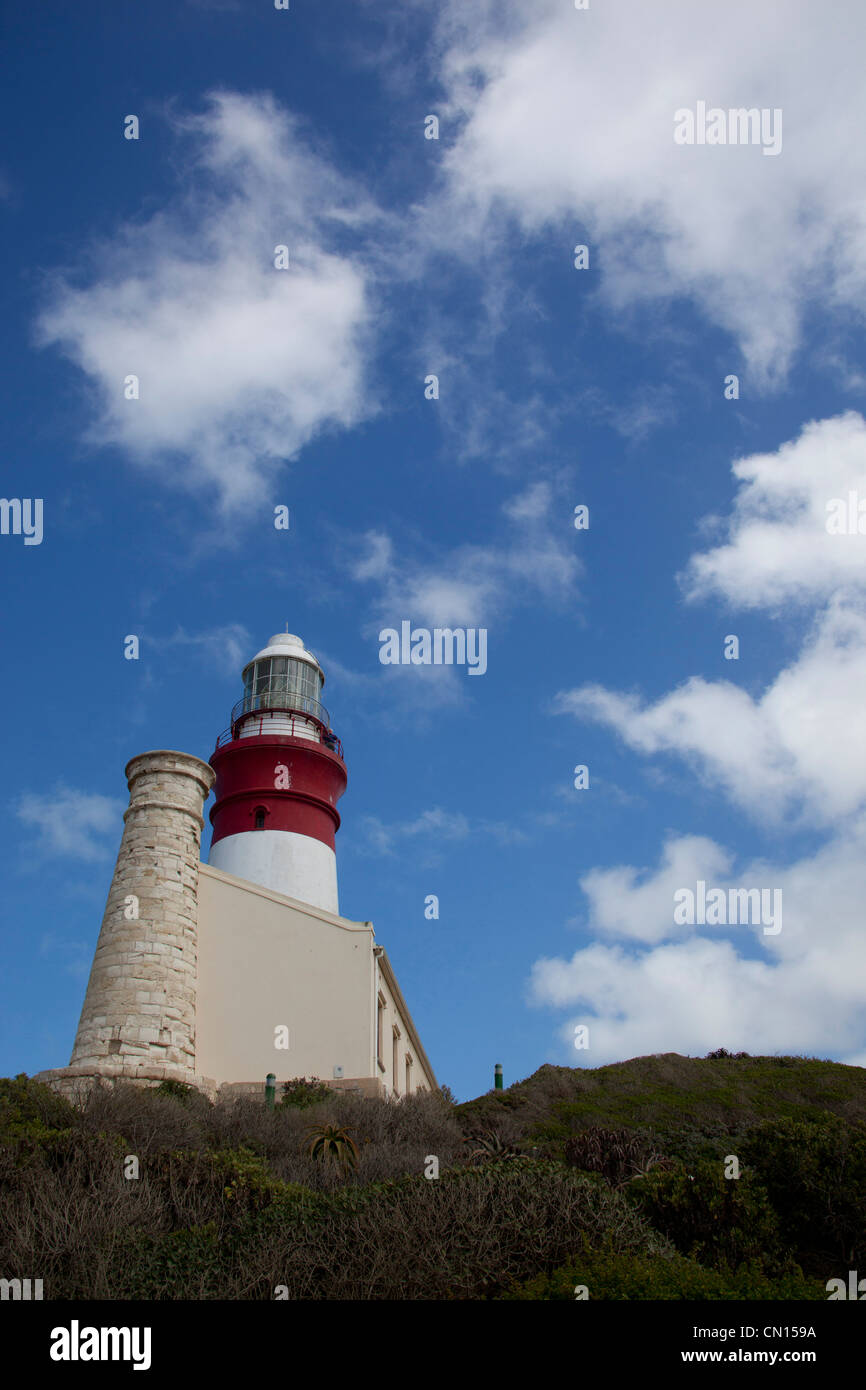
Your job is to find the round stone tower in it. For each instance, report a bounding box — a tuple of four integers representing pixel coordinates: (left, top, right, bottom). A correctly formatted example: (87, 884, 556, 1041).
(66, 750, 215, 1084)
(208, 632, 347, 913)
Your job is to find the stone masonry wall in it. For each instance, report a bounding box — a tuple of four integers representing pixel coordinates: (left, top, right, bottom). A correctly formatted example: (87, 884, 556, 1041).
(64, 750, 216, 1084)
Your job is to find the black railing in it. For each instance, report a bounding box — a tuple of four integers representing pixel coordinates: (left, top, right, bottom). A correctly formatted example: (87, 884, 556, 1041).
(231, 690, 331, 727)
(214, 690, 343, 760)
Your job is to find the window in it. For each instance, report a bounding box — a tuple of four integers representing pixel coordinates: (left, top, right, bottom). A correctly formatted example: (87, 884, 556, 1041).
(248, 656, 323, 714)
(254, 807, 266, 829)
(392, 1025, 401, 1094)
(405, 1053, 413, 1096)
(377, 993, 386, 1072)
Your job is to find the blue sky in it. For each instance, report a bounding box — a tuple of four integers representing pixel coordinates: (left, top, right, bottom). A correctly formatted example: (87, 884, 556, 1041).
(2, 0, 866, 1101)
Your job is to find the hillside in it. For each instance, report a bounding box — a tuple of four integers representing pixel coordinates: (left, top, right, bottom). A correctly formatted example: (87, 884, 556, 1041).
(456, 1053, 866, 1146)
(3, 1058, 865, 1298)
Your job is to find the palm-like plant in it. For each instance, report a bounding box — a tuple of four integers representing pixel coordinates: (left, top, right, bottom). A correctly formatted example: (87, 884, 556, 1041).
(462, 1127, 524, 1164)
(564, 1126, 670, 1187)
(305, 1122, 359, 1171)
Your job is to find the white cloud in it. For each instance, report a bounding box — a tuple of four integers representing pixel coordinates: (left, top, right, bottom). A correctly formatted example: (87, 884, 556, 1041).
(542, 408, 866, 1063)
(556, 599, 866, 828)
(555, 599, 866, 828)
(427, 0, 866, 386)
(36, 91, 378, 513)
(579, 835, 733, 945)
(683, 412, 866, 608)
(352, 479, 580, 629)
(16, 786, 124, 862)
(156, 622, 252, 678)
(360, 805, 527, 856)
(555, 415, 866, 829)
(530, 819, 866, 1065)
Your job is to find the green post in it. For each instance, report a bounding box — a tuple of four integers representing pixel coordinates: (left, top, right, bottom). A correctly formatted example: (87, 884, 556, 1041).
(494, 1063, 503, 1090)
(265, 1073, 276, 1110)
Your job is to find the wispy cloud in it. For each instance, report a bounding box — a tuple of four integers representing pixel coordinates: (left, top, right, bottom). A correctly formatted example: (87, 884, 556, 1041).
(359, 806, 528, 857)
(155, 622, 252, 678)
(350, 479, 581, 632)
(16, 786, 124, 863)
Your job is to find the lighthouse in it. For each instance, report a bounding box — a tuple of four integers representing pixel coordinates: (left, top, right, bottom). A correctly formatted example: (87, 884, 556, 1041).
(207, 632, 347, 914)
(36, 627, 438, 1102)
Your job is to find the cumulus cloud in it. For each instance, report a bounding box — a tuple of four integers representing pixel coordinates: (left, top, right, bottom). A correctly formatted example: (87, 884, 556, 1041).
(36, 91, 378, 513)
(530, 819, 866, 1065)
(16, 786, 124, 862)
(578, 836, 733, 945)
(540, 407, 866, 1061)
(556, 600, 866, 828)
(554, 416, 866, 828)
(682, 412, 866, 608)
(427, 0, 866, 386)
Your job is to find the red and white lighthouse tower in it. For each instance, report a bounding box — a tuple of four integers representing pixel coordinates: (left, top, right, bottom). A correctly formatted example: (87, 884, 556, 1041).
(208, 632, 347, 914)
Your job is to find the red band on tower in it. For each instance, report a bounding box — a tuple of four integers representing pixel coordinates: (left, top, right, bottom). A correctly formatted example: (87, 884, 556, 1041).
(209, 734, 347, 851)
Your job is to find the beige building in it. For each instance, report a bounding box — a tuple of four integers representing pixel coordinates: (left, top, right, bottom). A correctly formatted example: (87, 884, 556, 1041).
(37, 634, 437, 1103)
(196, 862, 436, 1099)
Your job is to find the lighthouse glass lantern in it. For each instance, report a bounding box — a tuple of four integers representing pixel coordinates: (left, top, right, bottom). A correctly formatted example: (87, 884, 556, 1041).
(208, 633, 348, 913)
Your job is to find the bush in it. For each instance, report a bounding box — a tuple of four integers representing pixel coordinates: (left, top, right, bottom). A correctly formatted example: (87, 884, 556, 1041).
(0, 1074, 78, 1144)
(279, 1077, 332, 1109)
(627, 1159, 784, 1273)
(564, 1126, 671, 1186)
(108, 1159, 670, 1300)
(740, 1117, 866, 1271)
(499, 1243, 825, 1300)
(78, 1080, 208, 1155)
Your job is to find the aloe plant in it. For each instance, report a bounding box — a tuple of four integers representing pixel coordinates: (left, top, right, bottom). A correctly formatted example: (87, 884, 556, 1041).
(462, 1128, 525, 1163)
(305, 1122, 359, 1171)
(564, 1126, 670, 1187)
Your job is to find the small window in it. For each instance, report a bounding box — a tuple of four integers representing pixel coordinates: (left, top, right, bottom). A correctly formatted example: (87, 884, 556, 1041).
(377, 994, 386, 1071)
(254, 807, 266, 829)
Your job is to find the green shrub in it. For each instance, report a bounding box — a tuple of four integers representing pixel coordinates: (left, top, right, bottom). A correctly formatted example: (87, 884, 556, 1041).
(0, 1074, 78, 1142)
(564, 1126, 670, 1185)
(153, 1079, 201, 1106)
(279, 1077, 333, 1109)
(500, 1244, 825, 1300)
(627, 1159, 783, 1272)
(740, 1117, 866, 1271)
(108, 1158, 670, 1300)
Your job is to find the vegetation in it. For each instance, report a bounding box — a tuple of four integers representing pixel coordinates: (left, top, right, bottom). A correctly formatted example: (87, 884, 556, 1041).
(280, 1077, 333, 1109)
(305, 1123, 359, 1171)
(1, 1053, 863, 1299)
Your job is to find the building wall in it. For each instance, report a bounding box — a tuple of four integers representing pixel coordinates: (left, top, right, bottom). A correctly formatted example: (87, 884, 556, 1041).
(196, 863, 373, 1086)
(195, 863, 437, 1095)
(375, 970, 410, 1097)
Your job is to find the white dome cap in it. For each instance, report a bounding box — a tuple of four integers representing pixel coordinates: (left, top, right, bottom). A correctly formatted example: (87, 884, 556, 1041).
(243, 632, 324, 681)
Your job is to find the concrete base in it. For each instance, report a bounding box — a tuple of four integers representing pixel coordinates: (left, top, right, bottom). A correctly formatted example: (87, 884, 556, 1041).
(218, 1076, 385, 1102)
(33, 1068, 384, 1105)
(33, 1066, 219, 1104)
